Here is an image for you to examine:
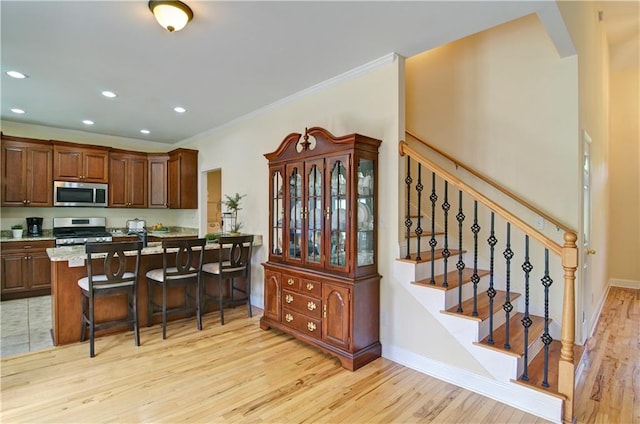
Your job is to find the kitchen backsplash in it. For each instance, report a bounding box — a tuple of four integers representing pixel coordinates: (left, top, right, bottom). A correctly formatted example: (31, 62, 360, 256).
(0, 207, 197, 232)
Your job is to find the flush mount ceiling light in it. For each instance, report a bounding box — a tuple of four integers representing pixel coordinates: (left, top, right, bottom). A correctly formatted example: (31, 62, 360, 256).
(149, 1, 193, 32)
(6, 70, 28, 79)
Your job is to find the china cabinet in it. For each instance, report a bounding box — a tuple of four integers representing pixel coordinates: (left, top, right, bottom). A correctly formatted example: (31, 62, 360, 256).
(261, 127, 381, 371)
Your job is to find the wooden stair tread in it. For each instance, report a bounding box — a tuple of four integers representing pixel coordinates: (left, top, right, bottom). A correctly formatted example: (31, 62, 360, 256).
(514, 341, 584, 397)
(475, 313, 547, 357)
(442, 289, 520, 321)
(413, 267, 485, 291)
(398, 248, 464, 264)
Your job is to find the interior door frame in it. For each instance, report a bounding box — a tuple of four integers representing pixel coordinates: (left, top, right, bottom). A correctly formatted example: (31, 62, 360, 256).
(580, 130, 592, 342)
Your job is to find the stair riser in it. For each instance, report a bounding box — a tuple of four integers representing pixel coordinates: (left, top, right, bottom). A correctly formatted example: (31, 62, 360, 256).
(414, 253, 472, 281)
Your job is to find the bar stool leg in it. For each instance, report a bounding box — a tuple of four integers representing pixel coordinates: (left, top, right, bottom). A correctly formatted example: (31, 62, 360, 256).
(89, 296, 95, 358)
(162, 283, 167, 340)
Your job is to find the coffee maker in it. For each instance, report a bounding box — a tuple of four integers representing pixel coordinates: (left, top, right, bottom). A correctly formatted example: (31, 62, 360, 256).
(26, 217, 43, 237)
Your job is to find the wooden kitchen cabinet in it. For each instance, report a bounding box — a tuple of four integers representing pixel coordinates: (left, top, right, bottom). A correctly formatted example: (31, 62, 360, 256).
(168, 148, 198, 209)
(148, 154, 169, 208)
(109, 151, 148, 208)
(1, 135, 53, 207)
(261, 127, 381, 371)
(1, 240, 54, 300)
(53, 142, 109, 183)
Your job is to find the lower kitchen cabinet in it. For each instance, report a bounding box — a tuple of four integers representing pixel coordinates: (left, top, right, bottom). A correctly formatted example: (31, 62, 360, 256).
(1, 240, 54, 300)
(260, 264, 380, 371)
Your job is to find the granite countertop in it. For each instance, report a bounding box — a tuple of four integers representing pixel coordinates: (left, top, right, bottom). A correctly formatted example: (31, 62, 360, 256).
(46, 234, 262, 262)
(0, 227, 199, 243)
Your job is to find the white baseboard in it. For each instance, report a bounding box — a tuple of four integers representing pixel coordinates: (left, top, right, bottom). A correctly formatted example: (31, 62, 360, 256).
(609, 278, 640, 289)
(382, 344, 563, 424)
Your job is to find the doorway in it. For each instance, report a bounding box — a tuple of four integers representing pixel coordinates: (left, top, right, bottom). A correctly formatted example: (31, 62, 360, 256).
(207, 170, 222, 234)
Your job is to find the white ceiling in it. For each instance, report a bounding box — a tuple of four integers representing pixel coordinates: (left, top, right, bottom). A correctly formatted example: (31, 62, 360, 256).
(1, 1, 635, 145)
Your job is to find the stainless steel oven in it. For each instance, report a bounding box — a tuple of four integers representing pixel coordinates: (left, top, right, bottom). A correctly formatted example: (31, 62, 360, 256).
(53, 181, 108, 207)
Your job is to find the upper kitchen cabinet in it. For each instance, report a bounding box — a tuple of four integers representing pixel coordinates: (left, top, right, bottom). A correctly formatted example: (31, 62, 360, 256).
(53, 142, 109, 183)
(148, 153, 169, 209)
(1, 134, 53, 207)
(109, 151, 148, 208)
(168, 149, 198, 209)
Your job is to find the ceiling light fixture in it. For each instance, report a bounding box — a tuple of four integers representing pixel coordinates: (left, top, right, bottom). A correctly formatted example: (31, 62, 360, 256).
(174, 106, 186, 113)
(101, 90, 117, 98)
(149, 1, 193, 33)
(6, 70, 28, 79)
(11, 108, 25, 114)
(140, 129, 151, 134)
(83, 120, 95, 125)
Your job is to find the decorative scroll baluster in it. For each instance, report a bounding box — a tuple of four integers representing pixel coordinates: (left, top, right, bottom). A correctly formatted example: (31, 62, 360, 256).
(503, 223, 514, 349)
(441, 182, 451, 287)
(471, 201, 481, 317)
(456, 191, 465, 312)
(429, 173, 438, 285)
(415, 164, 424, 261)
(521, 236, 533, 381)
(487, 212, 497, 345)
(404, 156, 413, 259)
(541, 249, 554, 388)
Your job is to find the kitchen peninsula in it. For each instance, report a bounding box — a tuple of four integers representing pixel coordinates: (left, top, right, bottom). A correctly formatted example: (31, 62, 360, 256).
(47, 237, 261, 345)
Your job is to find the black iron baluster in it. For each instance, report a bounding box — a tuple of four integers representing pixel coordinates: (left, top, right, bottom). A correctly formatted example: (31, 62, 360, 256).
(441, 182, 451, 287)
(541, 249, 553, 388)
(521, 235, 533, 381)
(429, 173, 438, 285)
(456, 191, 465, 312)
(487, 212, 497, 345)
(503, 223, 514, 350)
(404, 156, 413, 259)
(415, 164, 424, 261)
(471, 201, 481, 317)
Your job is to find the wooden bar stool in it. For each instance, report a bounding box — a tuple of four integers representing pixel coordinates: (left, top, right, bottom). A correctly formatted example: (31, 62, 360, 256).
(79, 241, 143, 358)
(146, 238, 206, 339)
(202, 235, 254, 325)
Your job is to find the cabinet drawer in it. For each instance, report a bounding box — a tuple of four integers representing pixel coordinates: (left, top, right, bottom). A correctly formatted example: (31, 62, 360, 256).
(300, 278, 321, 297)
(282, 308, 321, 339)
(282, 289, 321, 319)
(282, 274, 300, 291)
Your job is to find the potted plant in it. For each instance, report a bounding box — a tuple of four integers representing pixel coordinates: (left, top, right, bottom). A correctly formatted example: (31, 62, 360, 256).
(11, 224, 23, 239)
(223, 192, 246, 234)
(230, 222, 243, 236)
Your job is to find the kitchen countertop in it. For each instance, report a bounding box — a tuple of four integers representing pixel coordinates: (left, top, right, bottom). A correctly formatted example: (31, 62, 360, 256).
(46, 234, 262, 262)
(0, 227, 199, 243)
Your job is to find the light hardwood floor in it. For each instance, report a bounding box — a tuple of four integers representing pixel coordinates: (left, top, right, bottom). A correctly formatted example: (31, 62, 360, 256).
(1, 286, 637, 423)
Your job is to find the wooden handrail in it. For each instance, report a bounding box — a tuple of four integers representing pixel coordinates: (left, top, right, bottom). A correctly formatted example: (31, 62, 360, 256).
(405, 130, 575, 234)
(400, 141, 563, 256)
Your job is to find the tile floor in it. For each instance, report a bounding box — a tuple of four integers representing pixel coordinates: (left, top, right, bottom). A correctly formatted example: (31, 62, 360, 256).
(0, 295, 53, 357)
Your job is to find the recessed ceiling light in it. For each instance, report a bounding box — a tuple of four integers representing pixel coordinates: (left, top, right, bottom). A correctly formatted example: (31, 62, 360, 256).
(6, 70, 28, 79)
(101, 91, 117, 98)
(82, 120, 95, 125)
(11, 108, 25, 114)
(140, 129, 150, 134)
(174, 106, 186, 113)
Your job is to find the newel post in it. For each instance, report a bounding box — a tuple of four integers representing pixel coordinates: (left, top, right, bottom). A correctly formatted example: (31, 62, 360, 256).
(559, 231, 578, 423)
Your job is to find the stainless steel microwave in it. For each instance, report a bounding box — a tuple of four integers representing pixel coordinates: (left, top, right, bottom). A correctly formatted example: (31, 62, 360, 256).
(53, 181, 108, 207)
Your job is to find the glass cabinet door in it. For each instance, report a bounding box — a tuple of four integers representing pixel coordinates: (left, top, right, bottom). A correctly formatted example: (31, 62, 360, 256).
(271, 169, 284, 256)
(357, 158, 375, 266)
(306, 161, 323, 266)
(287, 164, 303, 262)
(327, 157, 349, 270)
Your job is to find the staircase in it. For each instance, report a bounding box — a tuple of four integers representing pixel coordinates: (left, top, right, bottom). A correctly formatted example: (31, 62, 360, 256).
(396, 135, 579, 423)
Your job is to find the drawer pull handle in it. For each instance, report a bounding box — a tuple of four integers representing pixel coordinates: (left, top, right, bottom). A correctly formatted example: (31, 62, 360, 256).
(306, 283, 314, 291)
(285, 313, 293, 323)
(287, 278, 294, 286)
(307, 301, 316, 311)
(323, 304, 327, 318)
(285, 294, 294, 304)
(307, 322, 316, 332)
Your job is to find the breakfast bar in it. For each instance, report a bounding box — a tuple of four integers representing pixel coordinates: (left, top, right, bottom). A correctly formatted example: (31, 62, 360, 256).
(47, 242, 235, 345)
